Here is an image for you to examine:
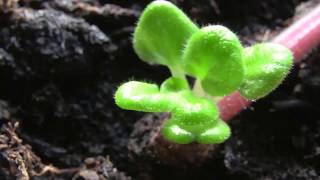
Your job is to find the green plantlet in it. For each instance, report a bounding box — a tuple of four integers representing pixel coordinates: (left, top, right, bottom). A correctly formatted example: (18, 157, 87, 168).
(133, 0, 199, 79)
(115, 0, 293, 144)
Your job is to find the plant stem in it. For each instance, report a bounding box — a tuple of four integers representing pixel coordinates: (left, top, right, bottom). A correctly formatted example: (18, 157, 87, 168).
(273, 4, 320, 61)
(193, 79, 223, 103)
(169, 65, 188, 85)
(192, 79, 206, 97)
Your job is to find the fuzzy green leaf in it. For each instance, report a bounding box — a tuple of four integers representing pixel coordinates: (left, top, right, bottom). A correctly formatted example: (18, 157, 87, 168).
(172, 92, 219, 127)
(162, 115, 230, 144)
(115, 81, 229, 144)
(162, 94, 227, 144)
(115, 81, 177, 112)
(183, 25, 244, 96)
(133, 0, 199, 69)
(161, 120, 195, 144)
(197, 119, 231, 144)
(239, 43, 293, 100)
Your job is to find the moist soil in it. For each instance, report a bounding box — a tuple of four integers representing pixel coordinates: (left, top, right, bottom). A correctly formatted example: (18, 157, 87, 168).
(0, 0, 319, 179)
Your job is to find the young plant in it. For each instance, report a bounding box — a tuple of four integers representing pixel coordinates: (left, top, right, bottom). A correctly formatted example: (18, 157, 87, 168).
(114, 1, 293, 144)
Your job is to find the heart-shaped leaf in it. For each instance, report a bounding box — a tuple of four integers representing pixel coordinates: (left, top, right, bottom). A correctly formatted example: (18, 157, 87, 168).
(239, 43, 293, 100)
(183, 25, 244, 96)
(133, 0, 199, 70)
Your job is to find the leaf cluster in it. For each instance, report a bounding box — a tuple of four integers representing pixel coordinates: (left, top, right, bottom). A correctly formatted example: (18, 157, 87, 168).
(115, 1, 293, 144)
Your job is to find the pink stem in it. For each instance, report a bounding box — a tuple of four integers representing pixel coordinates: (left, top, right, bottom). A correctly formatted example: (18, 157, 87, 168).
(219, 4, 320, 121)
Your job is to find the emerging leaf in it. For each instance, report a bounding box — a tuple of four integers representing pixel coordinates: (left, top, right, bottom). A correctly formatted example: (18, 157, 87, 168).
(197, 119, 231, 144)
(239, 43, 293, 100)
(160, 77, 189, 93)
(183, 25, 244, 96)
(162, 93, 227, 144)
(133, 0, 199, 69)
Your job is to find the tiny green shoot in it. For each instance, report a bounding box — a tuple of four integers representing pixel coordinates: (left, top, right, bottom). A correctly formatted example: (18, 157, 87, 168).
(114, 1, 293, 144)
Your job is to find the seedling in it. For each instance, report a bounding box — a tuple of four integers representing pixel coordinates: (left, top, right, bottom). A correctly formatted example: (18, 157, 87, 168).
(114, 1, 293, 144)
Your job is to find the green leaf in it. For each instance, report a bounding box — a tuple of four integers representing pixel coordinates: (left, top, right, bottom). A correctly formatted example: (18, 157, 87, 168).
(162, 119, 195, 144)
(172, 93, 219, 128)
(160, 77, 189, 93)
(183, 25, 244, 96)
(162, 118, 231, 144)
(161, 93, 225, 144)
(115, 81, 177, 112)
(197, 119, 231, 144)
(162, 99, 230, 144)
(133, 0, 199, 69)
(115, 81, 230, 144)
(239, 43, 293, 100)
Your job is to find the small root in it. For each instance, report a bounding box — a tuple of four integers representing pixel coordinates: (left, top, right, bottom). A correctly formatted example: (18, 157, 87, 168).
(32, 165, 80, 177)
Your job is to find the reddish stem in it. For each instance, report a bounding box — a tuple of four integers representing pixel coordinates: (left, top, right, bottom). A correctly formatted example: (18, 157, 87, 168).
(219, 4, 320, 121)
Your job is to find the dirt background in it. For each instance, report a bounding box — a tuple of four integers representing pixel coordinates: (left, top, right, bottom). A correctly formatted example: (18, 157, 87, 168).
(0, 0, 319, 179)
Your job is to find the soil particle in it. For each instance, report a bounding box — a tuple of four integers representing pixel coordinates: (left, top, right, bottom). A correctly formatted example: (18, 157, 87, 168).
(0, 100, 10, 121)
(0, 7, 116, 101)
(0, 0, 18, 12)
(128, 113, 227, 180)
(0, 120, 131, 179)
(128, 113, 217, 168)
(73, 156, 131, 180)
(0, 3, 141, 172)
(0, 122, 43, 180)
(47, 1, 140, 32)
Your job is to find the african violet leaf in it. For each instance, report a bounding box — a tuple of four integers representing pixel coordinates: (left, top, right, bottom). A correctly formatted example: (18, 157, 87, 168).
(183, 25, 244, 96)
(133, 0, 199, 70)
(239, 43, 293, 100)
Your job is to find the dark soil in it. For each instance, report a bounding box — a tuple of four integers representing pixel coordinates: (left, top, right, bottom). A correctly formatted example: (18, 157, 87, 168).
(0, 0, 319, 179)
